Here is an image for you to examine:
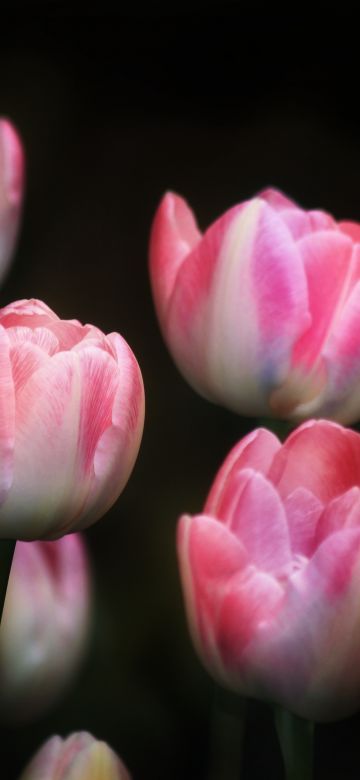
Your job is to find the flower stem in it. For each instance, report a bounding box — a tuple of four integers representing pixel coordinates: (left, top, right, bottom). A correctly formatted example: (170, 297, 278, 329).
(208, 687, 246, 780)
(0, 540, 16, 623)
(275, 707, 314, 780)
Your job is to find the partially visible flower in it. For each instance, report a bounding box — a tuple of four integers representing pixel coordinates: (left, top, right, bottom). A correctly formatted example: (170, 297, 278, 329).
(150, 188, 360, 423)
(0, 298, 144, 540)
(0, 119, 24, 283)
(178, 420, 360, 721)
(0, 533, 91, 721)
(19, 732, 130, 780)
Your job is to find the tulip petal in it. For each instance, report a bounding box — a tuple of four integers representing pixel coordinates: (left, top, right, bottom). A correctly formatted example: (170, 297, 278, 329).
(0, 324, 15, 503)
(0, 119, 24, 283)
(167, 198, 310, 413)
(205, 427, 281, 515)
(315, 487, 360, 544)
(177, 513, 249, 672)
(292, 231, 355, 369)
(220, 469, 292, 575)
(283, 487, 323, 557)
(339, 220, 360, 242)
(269, 420, 360, 504)
(10, 342, 49, 395)
(149, 191, 202, 323)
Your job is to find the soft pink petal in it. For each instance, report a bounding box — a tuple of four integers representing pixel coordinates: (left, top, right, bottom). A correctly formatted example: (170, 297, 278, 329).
(258, 188, 297, 211)
(339, 220, 360, 243)
(0, 325, 15, 504)
(292, 231, 355, 369)
(7, 326, 59, 354)
(72, 332, 145, 531)
(224, 469, 291, 574)
(149, 191, 202, 323)
(0, 119, 24, 282)
(269, 420, 360, 503)
(315, 487, 360, 545)
(167, 198, 310, 414)
(283, 487, 323, 557)
(205, 428, 281, 515)
(0, 298, 57, 324)
(10, 342, 49, 395)
(177, 513, 249, 671)
(241, 528, 360, 719)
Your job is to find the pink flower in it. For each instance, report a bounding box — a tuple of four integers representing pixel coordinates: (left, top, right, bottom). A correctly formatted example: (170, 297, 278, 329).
(0, 298, 144, 539)
(0, 534, 91, 721)
(150, 188, 360, 423)
(178, 420, 360, 720)
(19, 732, 131, 780)
(0, 119, 24, 283)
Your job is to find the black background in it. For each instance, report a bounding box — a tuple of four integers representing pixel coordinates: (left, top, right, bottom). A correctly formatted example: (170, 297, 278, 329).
(0, 9, 360, 779)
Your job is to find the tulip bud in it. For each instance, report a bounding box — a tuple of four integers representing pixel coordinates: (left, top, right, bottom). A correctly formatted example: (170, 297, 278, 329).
(150, 188, 360, 424)
(0, 119, 24, 282)
(178, 420, 360, 721)
(0, 534, 91, 721)
(19, 732, 130, 780)
(0, 298, 144, 540)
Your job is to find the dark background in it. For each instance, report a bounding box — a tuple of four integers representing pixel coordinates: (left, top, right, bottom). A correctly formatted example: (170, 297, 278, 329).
(0, 9, 359, 779)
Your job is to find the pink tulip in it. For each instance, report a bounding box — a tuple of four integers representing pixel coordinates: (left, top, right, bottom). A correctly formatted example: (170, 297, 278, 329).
(0, 298, 144, 539)
(19, 732, 130, 780)
(178, 420, 360, 721)
(0, 119, 24, 282)
(150, 188, 360, 423)
(0, 534, 91, 721)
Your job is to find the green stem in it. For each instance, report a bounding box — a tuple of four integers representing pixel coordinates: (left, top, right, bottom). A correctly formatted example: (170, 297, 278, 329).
(208, 687, 246, 780)
(275, 707, 314, 780)
(0, 540, 16, 623)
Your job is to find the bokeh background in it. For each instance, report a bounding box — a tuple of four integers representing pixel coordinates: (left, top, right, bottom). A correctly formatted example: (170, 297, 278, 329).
(0, 9, 359, 779)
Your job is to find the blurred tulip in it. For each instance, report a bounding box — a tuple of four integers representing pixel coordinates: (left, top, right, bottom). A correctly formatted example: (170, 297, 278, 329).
(0, 534, 91, 721)
(0, 298, 144, 539)
(0, 119, 24, 283)
(150, 188, 360, 423)
(19, 732, 130, 780)
(0, 534, 90, 721)
(178, 420, 360, 720)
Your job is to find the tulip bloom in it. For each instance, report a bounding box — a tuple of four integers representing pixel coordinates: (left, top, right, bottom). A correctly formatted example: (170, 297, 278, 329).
(19, 732, 130, 780)
(0, 119, 24, 283)
(0, 534, 90, 721)
(0, 298, 144, 539)
(150, 188, 360, 423)
(178, 420, 360, 721)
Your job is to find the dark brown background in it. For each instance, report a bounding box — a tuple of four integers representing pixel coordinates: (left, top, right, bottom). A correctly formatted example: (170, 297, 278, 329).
(0, 9, 359, 779)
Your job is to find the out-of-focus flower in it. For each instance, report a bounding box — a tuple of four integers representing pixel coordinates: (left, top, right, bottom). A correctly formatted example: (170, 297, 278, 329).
(0, 534, 90, 721)
(0, 119, 24, 283)
(0, 298, 144, 540)
(19, 732, 131, 780)
(150, 188, 360, 423)
(178, 420, 360, 721)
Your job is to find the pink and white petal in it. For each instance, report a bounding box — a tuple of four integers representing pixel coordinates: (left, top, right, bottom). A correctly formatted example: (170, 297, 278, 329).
(168, 199, 310, 414)
(315, 487, 360, 544)
(217, 468, 292, 575)
(283, 487, 323, 557)
(258, 188, 298, 211)
(0, 119, 24, 283)
(10, 342, 49, 396)
(0, 324, 15, 504)
(292, 231, 355, 370)
(149, 191, 202, 323)
(0, 298, 58, 325)
(7, 326, 59, 355)
(280, 209, 337, 240)
(69, 333, 145, 531)
(18, 735, 64, 780)
(214, 568, 284, 688)
(320, 278, 360, 423)
(269, 420, 360, 503)
(242, 528, 360, 719)
(0, 352, 85, 539)
(339, 220, 360, 243)
(205, 428, 281, 515)
(177, 513, 249, 673)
